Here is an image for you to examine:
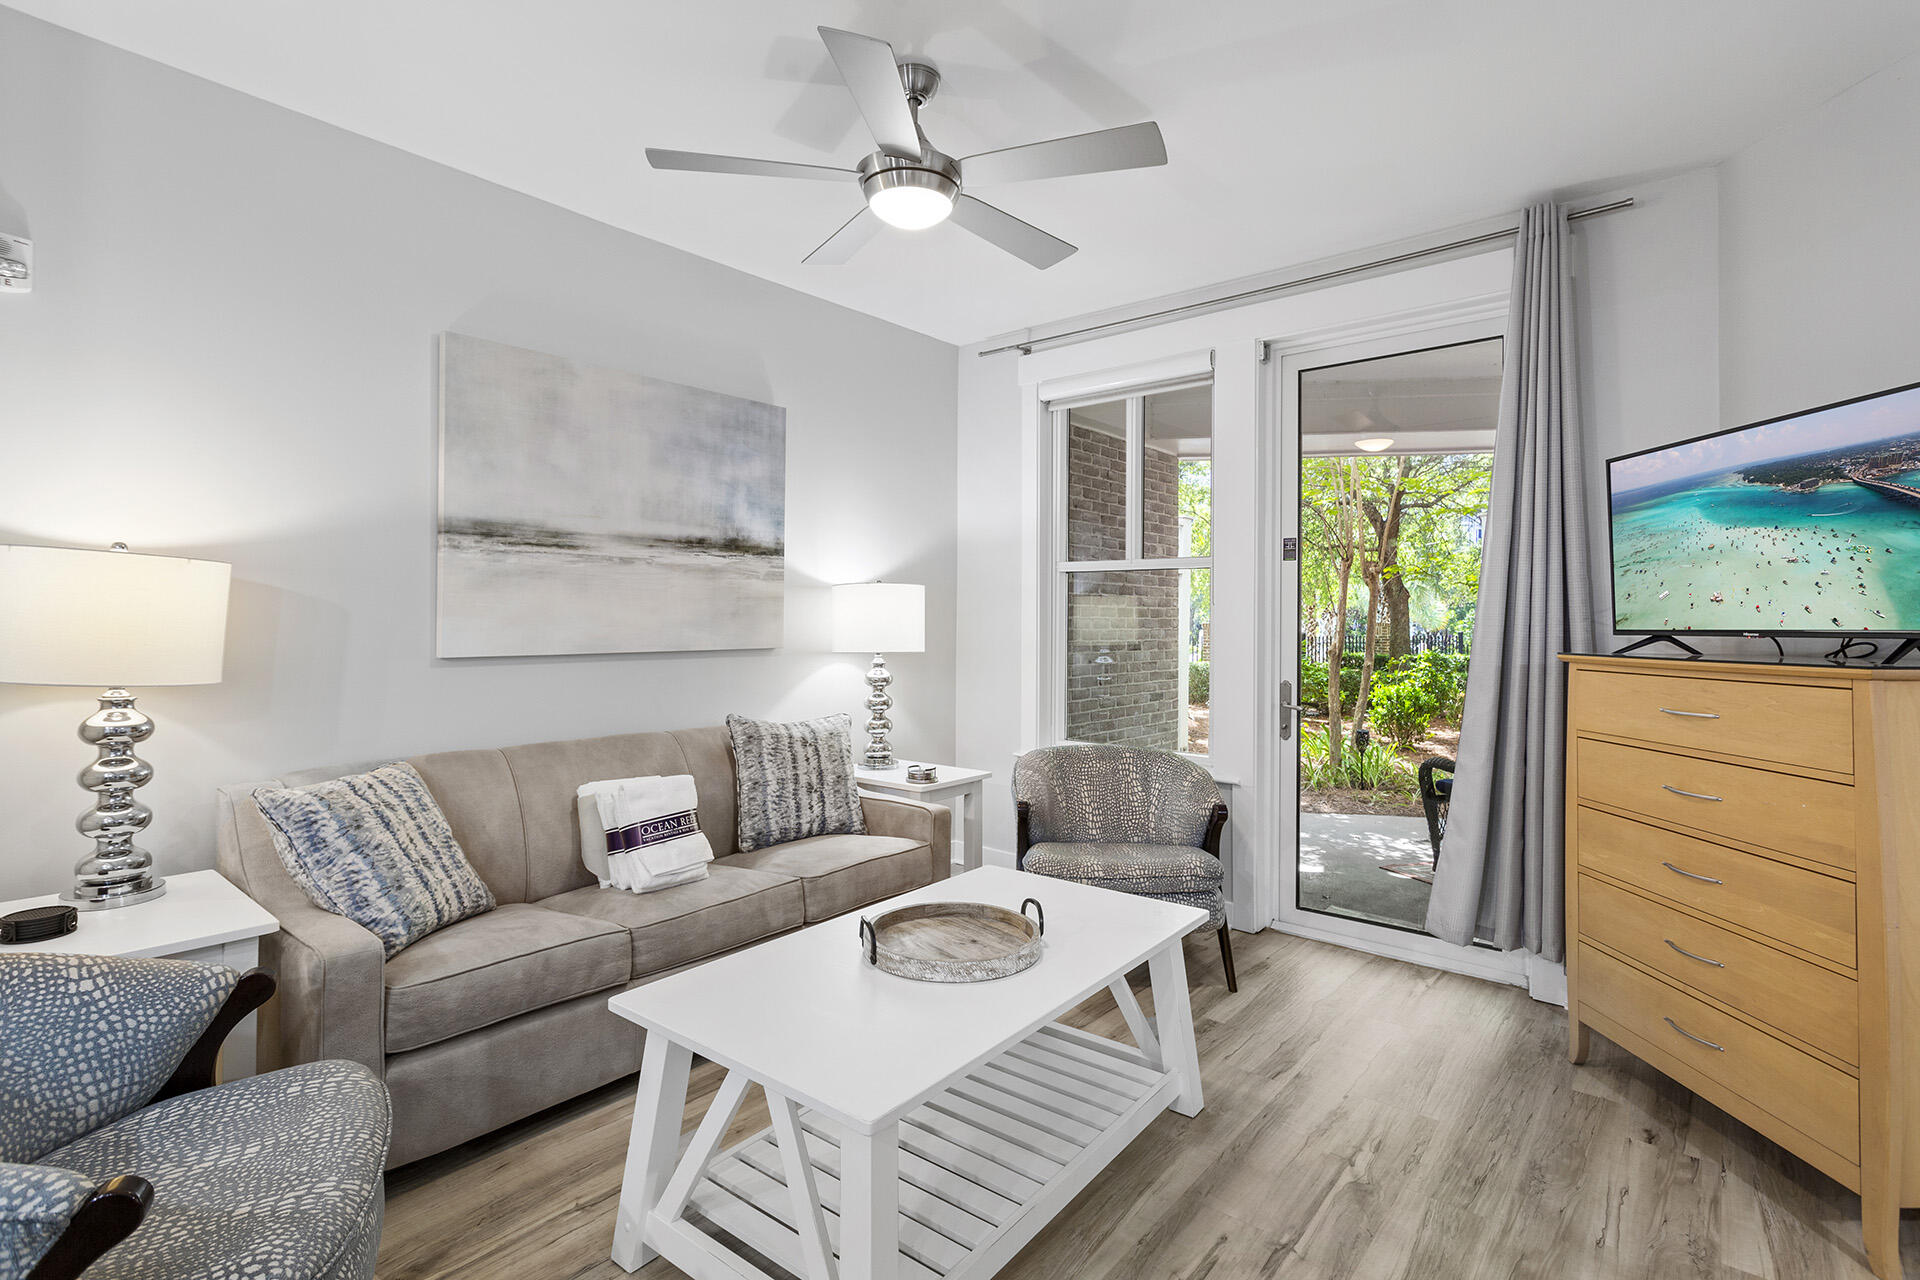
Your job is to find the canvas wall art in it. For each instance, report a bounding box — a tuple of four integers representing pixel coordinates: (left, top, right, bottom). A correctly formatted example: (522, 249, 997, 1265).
(436, 332, 786, 657)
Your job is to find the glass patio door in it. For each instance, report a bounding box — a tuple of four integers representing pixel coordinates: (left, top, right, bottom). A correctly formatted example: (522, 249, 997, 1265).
(1269, 326, 1526, 982)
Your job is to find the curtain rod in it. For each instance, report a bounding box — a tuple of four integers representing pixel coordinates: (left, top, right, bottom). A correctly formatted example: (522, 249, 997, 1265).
(976, 197, 1635, 358)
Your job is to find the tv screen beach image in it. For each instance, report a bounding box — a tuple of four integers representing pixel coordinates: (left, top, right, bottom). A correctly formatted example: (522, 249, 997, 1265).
(1609, 384, 1920, 634)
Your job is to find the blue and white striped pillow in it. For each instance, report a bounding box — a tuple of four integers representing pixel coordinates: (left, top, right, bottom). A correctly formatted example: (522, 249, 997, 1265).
(253, 762, 495, 957)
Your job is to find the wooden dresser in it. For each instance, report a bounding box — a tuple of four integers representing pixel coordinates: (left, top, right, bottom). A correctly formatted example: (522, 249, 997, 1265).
(1563, 654, 1920, 1280)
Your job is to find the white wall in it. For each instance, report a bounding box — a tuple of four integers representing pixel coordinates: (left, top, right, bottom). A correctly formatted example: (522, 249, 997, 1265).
(1574, 169, 1723, 648)
(0, 9, 958, 900)
(1719, 52, 1920, 426)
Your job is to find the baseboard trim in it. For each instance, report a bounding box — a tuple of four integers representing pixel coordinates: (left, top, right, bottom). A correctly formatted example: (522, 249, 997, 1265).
(1270, 916, 1529, 988)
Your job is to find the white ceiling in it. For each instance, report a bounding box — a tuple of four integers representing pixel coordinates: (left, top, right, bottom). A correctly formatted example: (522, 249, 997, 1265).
(17, 1, 1920, 344)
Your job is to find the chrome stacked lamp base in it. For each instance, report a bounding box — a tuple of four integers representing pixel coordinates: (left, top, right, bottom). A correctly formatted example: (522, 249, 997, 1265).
(862, 652, 897, 771)
(62, 688, 166, 909)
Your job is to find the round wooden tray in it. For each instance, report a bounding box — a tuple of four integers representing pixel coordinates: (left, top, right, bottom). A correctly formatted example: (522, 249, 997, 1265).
(859, 898, 1046, 983)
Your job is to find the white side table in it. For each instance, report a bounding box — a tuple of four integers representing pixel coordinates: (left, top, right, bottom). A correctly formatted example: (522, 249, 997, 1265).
(856, 763, 993, 872)
(0, 869, 280, 1078)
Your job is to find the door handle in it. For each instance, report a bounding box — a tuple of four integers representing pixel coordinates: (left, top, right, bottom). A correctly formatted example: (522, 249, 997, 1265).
(1279, 680, 1305, 741)
(1659, 708, 1720, 719)
(1661, 784, 1723, 802)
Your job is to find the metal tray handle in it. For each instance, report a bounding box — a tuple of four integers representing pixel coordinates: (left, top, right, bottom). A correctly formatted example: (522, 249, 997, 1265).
(1021, 897, 1045, 936)
(859, 916, 877, 965)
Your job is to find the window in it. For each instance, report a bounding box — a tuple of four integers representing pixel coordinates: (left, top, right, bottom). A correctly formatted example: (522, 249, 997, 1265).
(1054, 383, 1213, 755)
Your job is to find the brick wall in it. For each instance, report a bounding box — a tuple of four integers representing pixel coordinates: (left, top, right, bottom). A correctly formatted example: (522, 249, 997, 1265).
(1064, 420, 1185, 750)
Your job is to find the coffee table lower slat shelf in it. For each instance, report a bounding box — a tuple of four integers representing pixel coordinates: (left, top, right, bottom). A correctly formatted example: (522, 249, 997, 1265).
(659, 1021, 1174, 1280)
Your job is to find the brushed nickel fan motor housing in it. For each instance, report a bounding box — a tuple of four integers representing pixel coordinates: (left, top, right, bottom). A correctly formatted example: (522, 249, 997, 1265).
(857, 147, 961, 207)
(896, 60, 941, 107)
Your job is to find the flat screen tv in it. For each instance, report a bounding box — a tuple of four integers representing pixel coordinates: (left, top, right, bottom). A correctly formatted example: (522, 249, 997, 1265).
(1608, 379, 1920, 640)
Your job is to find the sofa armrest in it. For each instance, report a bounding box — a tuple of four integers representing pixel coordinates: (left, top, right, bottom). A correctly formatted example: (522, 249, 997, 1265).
(861, 794, 953, 882)
(259, 903, 386, 1075)
(216, 783, 387, 1076)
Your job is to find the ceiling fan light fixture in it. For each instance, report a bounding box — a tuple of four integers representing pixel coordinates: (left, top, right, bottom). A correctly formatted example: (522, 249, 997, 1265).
(1354, 437, 1395, 453)
(868, 181, 954, 230)
(860, 153, 960, 230)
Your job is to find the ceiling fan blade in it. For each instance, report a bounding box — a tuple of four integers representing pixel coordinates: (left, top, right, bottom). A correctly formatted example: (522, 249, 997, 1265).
(949, 196, 1077, 269)
(803, 207, 881, 265)
(960, 121, 1167, 186)
(646, 149, 853, 182)
(817, 27, 922, 159)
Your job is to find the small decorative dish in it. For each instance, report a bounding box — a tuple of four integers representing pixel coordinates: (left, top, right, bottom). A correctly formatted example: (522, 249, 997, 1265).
(904, 764, 939, 783)
(859, 898, 1045, 983)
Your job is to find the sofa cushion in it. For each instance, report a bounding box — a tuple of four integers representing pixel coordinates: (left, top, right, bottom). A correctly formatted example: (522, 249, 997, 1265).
(501, 732, 697, 902)
(1023, 841, 1224, 896)
(540, 864, 803, 979)
(383, 903, 630, 1053)
(727, 834, 930, 922)
(43, 1061, 389, 1280)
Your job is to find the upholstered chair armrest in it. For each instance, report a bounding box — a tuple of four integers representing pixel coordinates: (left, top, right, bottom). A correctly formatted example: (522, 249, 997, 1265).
(0, 955, 242, 1155)
(1015, 801, 1032, 869)
(860, 794, 954, 882)
(260, 901, 387, 1075)
(1201, 803, 1229, 858)
(2, 1165, 151, 1280)
(150, 969, 278, 1102)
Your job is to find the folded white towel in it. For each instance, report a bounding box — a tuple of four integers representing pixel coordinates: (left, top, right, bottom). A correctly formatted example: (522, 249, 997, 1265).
(575, 774, 713, 894)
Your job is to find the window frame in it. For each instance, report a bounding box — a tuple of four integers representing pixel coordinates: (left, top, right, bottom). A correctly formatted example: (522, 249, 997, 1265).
(1046, 375, 1215, 755)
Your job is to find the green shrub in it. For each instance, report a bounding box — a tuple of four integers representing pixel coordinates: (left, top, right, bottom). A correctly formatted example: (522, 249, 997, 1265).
(1300, 732, 1415, 792)
(1348, 739, 1407, 790)
(1299, 659, 1329, 710)
(1381, 650, 1470, 723)
(1187, 660, 1210, 706)
(1370, 679, 1440, 747)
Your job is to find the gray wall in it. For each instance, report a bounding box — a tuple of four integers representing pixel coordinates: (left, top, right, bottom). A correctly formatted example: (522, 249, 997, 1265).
(0, 9, 959, 899)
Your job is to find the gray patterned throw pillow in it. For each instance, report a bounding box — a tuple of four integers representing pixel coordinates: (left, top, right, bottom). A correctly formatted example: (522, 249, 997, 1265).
(253, 762, 496, 957)
(727, 713, 867, 852)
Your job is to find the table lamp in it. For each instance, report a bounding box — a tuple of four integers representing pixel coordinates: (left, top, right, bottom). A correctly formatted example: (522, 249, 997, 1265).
(0, 543, 231, 908)
(832, 582, 925, 770)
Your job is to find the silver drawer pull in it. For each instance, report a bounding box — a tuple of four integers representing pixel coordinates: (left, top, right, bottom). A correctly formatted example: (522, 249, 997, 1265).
(1663, 1016, 1725, 1052)
(1659, 707, 1721, 719)
(1661, 784, 1723, 802)
(1664, 938, 1726, 968)
(1661, 860, 1724, 884)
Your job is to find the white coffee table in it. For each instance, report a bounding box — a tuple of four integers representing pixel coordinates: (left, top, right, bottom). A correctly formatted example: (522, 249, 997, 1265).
(607, 865, 1206, 1280)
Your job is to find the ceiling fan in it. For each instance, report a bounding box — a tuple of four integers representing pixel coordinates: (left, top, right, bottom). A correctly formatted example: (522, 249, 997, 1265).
(647, 26, 1167, 269)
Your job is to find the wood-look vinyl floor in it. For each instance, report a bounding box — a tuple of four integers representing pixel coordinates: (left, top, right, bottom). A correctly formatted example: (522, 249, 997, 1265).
(378, 927, 1919, 1280)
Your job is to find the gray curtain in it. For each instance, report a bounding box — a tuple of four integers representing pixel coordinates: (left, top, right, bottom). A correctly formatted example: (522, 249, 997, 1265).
(1425, 200, 1594, 960)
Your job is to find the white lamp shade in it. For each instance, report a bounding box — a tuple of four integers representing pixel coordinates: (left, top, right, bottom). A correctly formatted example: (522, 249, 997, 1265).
(0, 544, 231, 687)
(832, 582, 925, 654)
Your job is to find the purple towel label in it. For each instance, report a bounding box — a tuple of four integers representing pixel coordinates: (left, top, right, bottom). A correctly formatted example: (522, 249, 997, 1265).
(607, 808, 699, 852)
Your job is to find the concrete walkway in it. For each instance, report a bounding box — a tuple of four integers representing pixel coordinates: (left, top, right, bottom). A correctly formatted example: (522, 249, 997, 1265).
(1298, 812, 1434, 931)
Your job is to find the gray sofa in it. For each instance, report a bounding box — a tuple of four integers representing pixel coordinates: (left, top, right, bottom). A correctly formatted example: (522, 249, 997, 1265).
(215, 725, 951, 1167)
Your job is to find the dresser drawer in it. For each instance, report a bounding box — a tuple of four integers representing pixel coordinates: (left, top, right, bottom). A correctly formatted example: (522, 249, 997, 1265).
(1575, 737, 1855, 870)
(1574, 807, 1856, 966)
(1571, 668, 1853, 773)
(1578, 874, 1858, 1062)
(1577, 943, 1859, 1164)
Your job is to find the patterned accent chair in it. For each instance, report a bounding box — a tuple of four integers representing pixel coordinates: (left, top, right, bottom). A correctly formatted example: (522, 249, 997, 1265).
(0, 953, 390, 1280)
(1013, 744, 1236, 991)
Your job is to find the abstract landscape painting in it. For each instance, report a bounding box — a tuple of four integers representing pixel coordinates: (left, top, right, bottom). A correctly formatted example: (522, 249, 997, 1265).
(436, 332, 785, 657)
